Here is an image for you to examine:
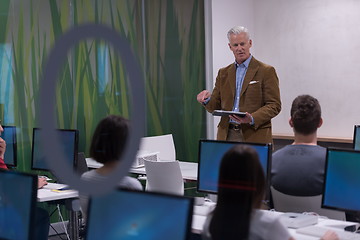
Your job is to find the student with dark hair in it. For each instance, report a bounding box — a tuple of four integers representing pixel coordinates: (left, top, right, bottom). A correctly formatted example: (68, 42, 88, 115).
(272, 95, 324, 196)
(80, 115, 142, 214)
(202, 145, 338, 240)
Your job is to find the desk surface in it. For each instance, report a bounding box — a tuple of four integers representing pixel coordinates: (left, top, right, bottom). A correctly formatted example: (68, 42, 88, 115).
(192, 207, 358, 239)
(86, 158, 198, 181)
(37, 183, 79, 202)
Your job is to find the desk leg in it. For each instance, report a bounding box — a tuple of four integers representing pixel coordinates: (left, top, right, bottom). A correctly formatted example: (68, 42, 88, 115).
(69, 210, 79, 240)
(65, 199, 80, 240)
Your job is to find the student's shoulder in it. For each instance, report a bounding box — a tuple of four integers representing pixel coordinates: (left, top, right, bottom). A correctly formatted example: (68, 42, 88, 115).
(121, 176, 143, 190)
(252, 210, 291, 240)
(272, 145, 292, 156)
(81, 169, 98, 180)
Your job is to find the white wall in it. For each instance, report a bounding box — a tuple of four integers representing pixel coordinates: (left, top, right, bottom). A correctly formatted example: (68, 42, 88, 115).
(208, 0, 360, 140)
(207, 0, 254, 139)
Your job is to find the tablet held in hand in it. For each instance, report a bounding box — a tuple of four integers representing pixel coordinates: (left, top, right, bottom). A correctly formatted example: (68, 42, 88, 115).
(212, 110, 246, 117)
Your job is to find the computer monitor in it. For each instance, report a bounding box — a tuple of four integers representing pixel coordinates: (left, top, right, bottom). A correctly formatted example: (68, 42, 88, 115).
(1, 126, 17, 168)
(86, 189, 194, 240)
(31, 128, 79, 172)
(353, 125, 360, 150)
(197, 139, 272, 194)
(0, 170, 37, 240)
(322, 148, 360, 214)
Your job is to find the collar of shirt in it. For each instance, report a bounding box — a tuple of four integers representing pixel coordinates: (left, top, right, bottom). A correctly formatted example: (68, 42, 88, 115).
(234, 54, 252, 69)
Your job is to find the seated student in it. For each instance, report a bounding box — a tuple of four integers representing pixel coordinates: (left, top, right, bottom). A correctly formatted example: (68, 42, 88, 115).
(0, 123, 7, 169)
(272, 95, 324, 196)
(202, 145, 338, 240)
(80, 115, 143, 214)
(0, 122, 49, 240)
(0, 122, 48, 188)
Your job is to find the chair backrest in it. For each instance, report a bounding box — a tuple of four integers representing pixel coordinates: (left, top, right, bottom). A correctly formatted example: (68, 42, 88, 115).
(76, 152, 89, 175)
(271, 186, 346, 220)
(144, 160, 184, 195)
(140, 134, 176, 161)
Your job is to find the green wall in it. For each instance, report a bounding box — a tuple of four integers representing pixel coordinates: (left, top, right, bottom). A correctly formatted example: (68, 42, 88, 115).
(0, 0, 206, 173)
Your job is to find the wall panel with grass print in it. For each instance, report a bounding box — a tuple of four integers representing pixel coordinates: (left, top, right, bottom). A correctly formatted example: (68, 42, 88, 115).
(0, 0, 205, 173)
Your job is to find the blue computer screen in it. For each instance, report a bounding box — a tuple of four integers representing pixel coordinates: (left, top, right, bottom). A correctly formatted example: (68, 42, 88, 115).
(31, 128, 78, 171)
(2, 126, 16, 167)
(353, 125, 360, 150)
(197, 140, 271, 194)
(0, 170, 36, 240)
(86, 189, 193, 240)
(322, 148, 360, 212)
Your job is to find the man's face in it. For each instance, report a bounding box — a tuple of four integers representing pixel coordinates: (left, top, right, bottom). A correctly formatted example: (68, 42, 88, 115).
(228, 32, 252, 64)
(0, 123, 2, 136)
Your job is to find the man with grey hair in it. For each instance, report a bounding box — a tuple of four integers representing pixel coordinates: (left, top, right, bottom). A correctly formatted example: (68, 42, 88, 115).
(197, 26, 281, 144)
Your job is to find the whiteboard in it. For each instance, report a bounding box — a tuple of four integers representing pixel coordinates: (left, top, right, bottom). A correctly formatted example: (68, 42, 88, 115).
(209, 0, 360, 140)
(252, 0, 360, 139)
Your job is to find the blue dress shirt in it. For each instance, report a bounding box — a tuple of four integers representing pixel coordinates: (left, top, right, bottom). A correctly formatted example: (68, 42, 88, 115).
(230, 55, 252, 124)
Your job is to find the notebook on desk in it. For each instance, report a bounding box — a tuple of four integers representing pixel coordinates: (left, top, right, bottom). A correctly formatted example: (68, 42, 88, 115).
(42, 182, 69, 190)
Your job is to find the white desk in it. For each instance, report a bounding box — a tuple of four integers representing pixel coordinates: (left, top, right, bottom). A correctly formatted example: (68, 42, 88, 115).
(191, 208, 359, 239)
(38, 183, 79, 240)
(38, 183, 79, 202)
(86, 158, 198, 181)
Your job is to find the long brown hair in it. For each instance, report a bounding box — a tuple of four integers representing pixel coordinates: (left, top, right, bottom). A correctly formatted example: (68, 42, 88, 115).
(209, 145, 265, 240)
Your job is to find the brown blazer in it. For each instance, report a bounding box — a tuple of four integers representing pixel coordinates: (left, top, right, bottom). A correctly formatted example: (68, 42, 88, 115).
(204, 57, 281, 144)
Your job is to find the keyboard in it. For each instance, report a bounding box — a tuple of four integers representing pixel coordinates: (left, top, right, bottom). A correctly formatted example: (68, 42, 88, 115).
(296, 226, 360, 240)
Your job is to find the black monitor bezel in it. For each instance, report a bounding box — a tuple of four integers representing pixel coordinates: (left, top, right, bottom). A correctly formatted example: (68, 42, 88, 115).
(1, 125, 17, 168)
(85, 188, 194, 240)
(352, 125, 360, 150)
(197, 139, 272, 195)
(0, 169, 37, 239)
(31, 128, 79, 172)
(321, 147, 360, 213)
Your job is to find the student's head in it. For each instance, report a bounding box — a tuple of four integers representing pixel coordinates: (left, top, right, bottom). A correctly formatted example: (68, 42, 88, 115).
(217, 145, 265, 207)
(89, 115, 129, 164)
(210, 145, 266, 240)
(290, 95, 322, 135)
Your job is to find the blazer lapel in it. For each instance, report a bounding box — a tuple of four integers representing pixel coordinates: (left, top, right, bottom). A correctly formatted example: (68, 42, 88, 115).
(240, 57, 259, 97)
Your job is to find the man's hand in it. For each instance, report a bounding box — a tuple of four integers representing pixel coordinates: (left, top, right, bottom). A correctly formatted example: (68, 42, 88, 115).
(38, 177, 48, 189)
(229, 112, 253, 124)
(197, 90, 211, 104)
(0, 137, 6, 159)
